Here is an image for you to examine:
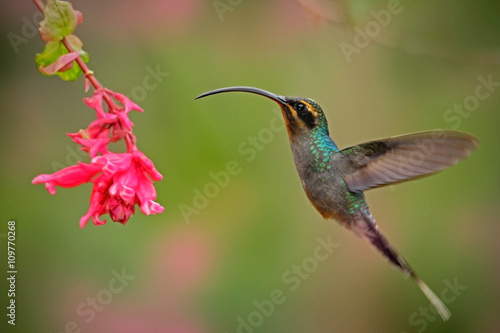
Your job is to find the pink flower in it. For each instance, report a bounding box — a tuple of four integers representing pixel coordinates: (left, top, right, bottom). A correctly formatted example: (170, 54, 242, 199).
(33, 85, 163, 227)
(33, 151, 164, 228)
(67, 127, 111, 158)
(83, 89, 142, 133)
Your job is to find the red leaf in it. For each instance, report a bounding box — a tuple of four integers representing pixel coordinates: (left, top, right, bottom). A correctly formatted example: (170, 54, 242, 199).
(39, 51, 80, 75)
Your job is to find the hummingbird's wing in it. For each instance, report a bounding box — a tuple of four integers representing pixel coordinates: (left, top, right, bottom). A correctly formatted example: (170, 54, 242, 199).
(340, 130, 478, 192)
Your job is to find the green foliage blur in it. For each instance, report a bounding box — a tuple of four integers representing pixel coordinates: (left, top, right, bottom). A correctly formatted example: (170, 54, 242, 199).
(1, 0, 499, 332)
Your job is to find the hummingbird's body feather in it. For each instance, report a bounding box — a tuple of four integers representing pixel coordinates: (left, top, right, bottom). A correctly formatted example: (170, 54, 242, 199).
(195, 86, 479, 322)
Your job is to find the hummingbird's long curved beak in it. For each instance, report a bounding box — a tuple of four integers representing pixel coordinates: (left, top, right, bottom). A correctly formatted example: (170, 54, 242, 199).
(195, 86, 287, 105)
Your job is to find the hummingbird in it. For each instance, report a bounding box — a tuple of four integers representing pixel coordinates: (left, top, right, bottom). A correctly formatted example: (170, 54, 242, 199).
(195, 86, 479, 321)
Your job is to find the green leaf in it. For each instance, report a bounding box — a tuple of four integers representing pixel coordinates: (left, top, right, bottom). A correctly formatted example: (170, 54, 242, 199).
(39, 0, 83, 42)
(35, 35, 89, 82)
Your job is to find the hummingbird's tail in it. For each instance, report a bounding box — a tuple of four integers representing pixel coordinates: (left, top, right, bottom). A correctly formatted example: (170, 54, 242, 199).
(357, 216, 451, 321)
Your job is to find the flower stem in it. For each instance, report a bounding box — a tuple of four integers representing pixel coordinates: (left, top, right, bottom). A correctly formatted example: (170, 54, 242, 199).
(32, 0, 114, 107)
(33, 0, 137, 154)
(33, 0, 43, 12)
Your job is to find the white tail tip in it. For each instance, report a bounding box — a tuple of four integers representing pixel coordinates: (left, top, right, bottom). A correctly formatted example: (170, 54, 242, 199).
(413, 275, 451, 321)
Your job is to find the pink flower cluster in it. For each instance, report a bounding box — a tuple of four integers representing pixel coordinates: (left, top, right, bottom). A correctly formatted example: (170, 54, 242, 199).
(33, 89, 164, 228)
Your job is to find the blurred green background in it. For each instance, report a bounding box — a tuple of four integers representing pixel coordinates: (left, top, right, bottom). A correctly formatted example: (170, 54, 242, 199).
(1, 0, 499, 332)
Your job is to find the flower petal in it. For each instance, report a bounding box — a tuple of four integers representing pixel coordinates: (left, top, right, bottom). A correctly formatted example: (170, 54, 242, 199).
(83, 91, 106, 118)
(114, 111, 134, 131)
(134, 151, 163, 181)
(32, 162, 101, 194)
(140, 199, 164, 215)
(107, 90, 143, 113)
(92, 213, 107, 226)
(80, 211, 93, 228)
(108, 199, 135, 224)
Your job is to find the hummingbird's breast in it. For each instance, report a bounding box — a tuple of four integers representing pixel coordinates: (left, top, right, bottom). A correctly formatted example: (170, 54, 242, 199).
(289, 133, 366, 224)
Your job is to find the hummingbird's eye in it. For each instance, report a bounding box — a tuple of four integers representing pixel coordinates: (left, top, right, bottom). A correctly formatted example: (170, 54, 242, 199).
(296, 103, 306, 112)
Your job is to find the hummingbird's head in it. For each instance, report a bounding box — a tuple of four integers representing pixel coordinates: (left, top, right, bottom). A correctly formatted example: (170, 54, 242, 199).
(281, 96, 328, 136)
(195, 86, 328, 138)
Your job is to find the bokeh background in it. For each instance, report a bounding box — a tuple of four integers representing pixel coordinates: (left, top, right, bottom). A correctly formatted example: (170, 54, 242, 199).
(1, 0, 499, 332)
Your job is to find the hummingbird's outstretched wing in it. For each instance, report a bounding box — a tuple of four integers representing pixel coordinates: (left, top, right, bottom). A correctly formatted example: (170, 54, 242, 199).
(340, 130, 478, 192)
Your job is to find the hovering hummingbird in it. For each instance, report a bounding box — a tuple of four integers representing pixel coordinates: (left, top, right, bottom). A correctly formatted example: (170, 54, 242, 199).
(195, 86, 479, 320)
